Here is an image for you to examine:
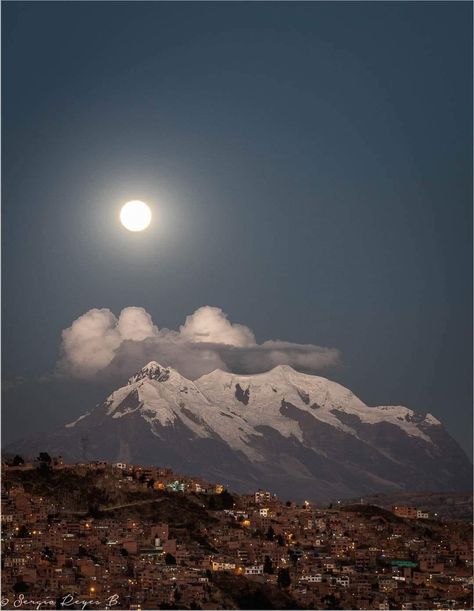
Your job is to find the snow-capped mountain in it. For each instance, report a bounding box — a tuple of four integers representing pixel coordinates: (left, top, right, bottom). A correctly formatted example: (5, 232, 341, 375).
(10, 362, 472, 501)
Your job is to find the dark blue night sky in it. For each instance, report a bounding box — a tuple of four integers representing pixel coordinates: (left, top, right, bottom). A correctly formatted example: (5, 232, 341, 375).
(2, 2, 472, 455)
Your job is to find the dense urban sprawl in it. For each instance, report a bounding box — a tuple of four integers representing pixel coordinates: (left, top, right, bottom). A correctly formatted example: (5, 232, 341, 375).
(1, 457, 472, 610)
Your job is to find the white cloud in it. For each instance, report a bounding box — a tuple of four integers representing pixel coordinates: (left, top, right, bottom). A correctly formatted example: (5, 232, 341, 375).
(179, 306, 255, 347)
(58, 305, 340, 380)
(59, 307, 157, 378)
(60, 308, 121, 378)
(117, 306, 158, 341)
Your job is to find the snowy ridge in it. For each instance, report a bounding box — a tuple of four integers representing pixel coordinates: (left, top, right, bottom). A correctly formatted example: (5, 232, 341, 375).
(67, 361, 441, 459)
(194, 365, 439, 443)
(65, 411, 91, 428)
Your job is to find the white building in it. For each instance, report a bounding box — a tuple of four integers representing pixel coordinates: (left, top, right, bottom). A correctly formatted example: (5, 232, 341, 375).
(255, 491, 272, 504)
(299, 574, 322, 583)
(211, 560, 236, 571)
(416, 510, 429, 519)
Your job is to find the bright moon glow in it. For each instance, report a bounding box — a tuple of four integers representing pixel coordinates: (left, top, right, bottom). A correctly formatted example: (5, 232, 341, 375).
(120, 200, 152, 232)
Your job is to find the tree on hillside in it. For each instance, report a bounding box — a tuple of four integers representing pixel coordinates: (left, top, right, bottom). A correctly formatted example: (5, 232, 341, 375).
(220, 490, 234, 509)
(208, 490, 234, 510)
(13, 580, 29, 594)
(288, 548, 299, 567)
(12, 455, 24, 466)
(41, 546, 55, 562)
(37, 452, 52, 472)
(277, 567, 291, 589)
(165, 553, 177, 565)
(263, 555, 274, 574)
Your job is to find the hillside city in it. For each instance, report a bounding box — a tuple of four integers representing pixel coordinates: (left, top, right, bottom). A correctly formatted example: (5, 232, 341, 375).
(1, 456, 472, 610)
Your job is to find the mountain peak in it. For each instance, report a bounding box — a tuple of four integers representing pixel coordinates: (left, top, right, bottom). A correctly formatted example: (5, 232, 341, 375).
(142, 360, 165, 371)
(270, 364, 297, 374)
(128, 361, 171, 385)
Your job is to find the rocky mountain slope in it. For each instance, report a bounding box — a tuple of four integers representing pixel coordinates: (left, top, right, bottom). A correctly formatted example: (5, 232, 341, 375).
(8, 362, 472, 502)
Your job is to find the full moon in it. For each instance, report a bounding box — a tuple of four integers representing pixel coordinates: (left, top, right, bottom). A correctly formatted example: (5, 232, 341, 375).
(119, 200, 152, 232)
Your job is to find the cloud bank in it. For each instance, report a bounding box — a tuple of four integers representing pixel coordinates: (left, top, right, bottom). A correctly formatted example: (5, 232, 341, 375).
(58, 306, 340, 380)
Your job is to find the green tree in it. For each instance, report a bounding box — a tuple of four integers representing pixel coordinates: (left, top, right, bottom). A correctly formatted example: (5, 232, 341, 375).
(41, 546, 54, 561)
(207, 490, 234, 510)
(288, 548, 300, 567)
(266, 526, 275, 540)
(13, 580, 29, 593)
(277, 567, 291, 589)
(12, 455, 24, 466)
(37, 452, 52, 464)
(220, 490, 234, 509)
(263, 555, 274, 574)
(37, 452, 52, 472)
(165, 553, 177, 565)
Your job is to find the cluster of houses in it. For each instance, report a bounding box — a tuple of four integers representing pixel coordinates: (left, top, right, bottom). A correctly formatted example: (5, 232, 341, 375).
(392, 506, 430, 520)
(1, 459, 472, 610)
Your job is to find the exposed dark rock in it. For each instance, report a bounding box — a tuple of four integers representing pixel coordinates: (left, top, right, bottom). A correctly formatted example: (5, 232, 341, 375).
(235, 383, 250, 405)
(297, 389, 310, 405)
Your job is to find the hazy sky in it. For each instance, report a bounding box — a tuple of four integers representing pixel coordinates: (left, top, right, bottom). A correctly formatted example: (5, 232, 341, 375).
(2, 2, 472, 456)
